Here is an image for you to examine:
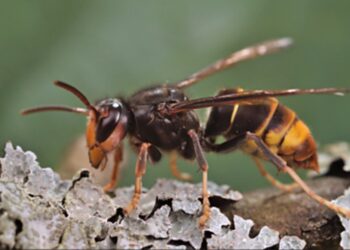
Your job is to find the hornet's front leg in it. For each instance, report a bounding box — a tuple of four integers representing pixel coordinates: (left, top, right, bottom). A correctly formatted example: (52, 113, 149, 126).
(124, 143, 150, 215)
(103, 143, 124, 192)
(188, 130, 210, 227)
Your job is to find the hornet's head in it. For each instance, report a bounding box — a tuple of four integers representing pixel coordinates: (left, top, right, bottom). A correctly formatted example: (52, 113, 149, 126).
(21, 81, 129, 169)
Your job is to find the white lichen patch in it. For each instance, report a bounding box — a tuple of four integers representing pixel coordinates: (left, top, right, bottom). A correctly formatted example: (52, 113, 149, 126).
(207, 215, 280, 249)
(203, 207, 231, 235)
(169, 211, 204, 249)
(151, 240, 187, 250)
(136, 178, 243, 216)
(0, 142, 308, 249)
(24, 166, 68, 201)
(58, 221, 89, 249)
(146, 205, 172, 238)
(333, 187, 350, 249)
(0, 143, 38, 184)
(0, 180, 68, 249)
(0, 212, 16, 248)
(111, 205, 172, 240)
(63, 171, 115, 220)
(279, 236, 306, 250)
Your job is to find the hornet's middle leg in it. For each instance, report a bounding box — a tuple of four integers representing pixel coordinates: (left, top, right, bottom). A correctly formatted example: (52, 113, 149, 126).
(169, 151, 193, 181)
(252, 157, 299, 192)
(188, 130, 210, 227)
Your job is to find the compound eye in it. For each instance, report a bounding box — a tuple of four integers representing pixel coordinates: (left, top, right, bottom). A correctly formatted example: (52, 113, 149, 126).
(96, 106, 121, 142)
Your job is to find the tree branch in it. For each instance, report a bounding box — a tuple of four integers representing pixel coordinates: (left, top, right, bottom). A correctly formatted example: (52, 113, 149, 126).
(0, 142, 349, 249)
(234, 176, 349, 248)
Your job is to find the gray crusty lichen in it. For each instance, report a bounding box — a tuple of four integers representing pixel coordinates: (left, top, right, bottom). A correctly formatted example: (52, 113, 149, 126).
(0, 143, 306, 249)
(334, 188, 350, 249)
(322, 143, 350, 249)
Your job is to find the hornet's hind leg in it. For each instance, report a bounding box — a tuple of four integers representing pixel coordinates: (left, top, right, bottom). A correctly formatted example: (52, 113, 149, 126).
(209, 132, 350, 218)
(252, 157, 299, 192)
(188, 130, 210, 227)
(206, 133, 298, 192)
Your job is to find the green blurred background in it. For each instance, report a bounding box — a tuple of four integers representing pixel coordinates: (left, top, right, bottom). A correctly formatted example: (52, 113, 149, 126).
(1, 1, 349, 191)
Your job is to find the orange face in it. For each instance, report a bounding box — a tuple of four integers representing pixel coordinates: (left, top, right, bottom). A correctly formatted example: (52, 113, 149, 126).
(85, 99, 128, 168)
(20, 81, 129, 169)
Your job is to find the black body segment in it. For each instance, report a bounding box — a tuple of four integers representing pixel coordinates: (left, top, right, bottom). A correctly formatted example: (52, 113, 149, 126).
(205, 89, 276, 139)
(204, 89, 236, 138)
(204, 104, 233, 138)
(128, 85, 200, 161)
(226, 102, 274, 137)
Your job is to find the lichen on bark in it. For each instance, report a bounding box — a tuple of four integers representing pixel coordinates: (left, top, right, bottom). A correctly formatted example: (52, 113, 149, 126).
(1, 142, 350, 249)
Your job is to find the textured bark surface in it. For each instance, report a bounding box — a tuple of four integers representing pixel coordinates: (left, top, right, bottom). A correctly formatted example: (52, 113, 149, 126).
(234, 176, 349, 249)
(0, 142, 349, 249)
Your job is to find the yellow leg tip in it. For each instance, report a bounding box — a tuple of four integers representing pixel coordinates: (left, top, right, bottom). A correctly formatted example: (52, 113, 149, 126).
(276, 182, 299, 193)
(198, 214, 209, 228)
(338, 207, 350, 218)
(178, 172, 193, 182)
(198, 205, 211, 228)
(123, 204, 134, 215)
(103, 182, 116, 192)
(123, 193, 141, 215)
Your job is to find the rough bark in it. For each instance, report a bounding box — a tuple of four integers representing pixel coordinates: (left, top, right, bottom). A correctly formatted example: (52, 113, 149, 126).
(233, 176, 349, 249)
(0, 142, 349, 249)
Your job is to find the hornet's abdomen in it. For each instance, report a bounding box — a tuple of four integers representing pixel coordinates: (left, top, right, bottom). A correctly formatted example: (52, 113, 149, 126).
(204, 88, 319, 171)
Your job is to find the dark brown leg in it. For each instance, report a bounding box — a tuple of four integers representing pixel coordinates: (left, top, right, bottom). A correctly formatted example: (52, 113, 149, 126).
(208, 135, 297, 191)
(188, 130, 210, 227)
(124, 143, 150, 215)
(252, 157, 298, 192)
(169, 151, 193, 181)
(207, 132, 350, 218)
(103, 144, 123, 192)
(246, 132, 350, 218)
